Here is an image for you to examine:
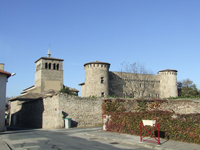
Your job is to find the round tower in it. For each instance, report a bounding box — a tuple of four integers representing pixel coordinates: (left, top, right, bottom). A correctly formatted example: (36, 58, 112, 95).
(84, 61, 110, 97)
(158, 69, 178, 98)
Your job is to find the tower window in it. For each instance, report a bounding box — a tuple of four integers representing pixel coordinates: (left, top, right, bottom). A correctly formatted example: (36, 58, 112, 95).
(49, 63, 51, 69)
(53, 63, 56, 70)
(101, 92, 104, 97)
(101, 77, 104, 83)
(45, 63, 48, 69)
(57, 64, 59, 70)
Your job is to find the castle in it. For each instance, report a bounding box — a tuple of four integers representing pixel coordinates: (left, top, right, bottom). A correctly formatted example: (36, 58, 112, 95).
(79, 61, 178, 98)
(8, 49, 179, 129)
(20, 48, 177, 98)
(21, 47, 78, 95)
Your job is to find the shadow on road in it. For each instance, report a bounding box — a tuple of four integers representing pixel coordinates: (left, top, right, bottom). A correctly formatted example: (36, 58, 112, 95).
(0, 126, 37, 135)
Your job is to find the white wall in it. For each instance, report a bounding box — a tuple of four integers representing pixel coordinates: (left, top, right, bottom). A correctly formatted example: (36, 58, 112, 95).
(0, 74, 7, 131)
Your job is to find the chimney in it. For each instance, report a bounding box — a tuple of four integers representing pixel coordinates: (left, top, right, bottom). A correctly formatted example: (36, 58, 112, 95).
(0, 63, 4, 70)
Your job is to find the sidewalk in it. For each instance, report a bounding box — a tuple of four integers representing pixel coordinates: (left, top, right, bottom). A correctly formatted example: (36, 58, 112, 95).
(85, 130, 200, 150)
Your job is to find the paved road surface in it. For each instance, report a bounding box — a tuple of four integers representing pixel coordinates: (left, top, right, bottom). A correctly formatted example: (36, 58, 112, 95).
(0, 127, 153, 150)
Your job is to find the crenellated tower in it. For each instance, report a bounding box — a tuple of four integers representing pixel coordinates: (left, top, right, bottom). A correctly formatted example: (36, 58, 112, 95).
(82, 61, 110, 97)
(158, 69, 178, 98)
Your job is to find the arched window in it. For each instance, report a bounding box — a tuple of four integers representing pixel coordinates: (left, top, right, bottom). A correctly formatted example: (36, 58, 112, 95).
(45, 63, 47, 69)
(49, 63, 51, 69)
(53, 63, 56, 70)
(57, 64, 59, 70)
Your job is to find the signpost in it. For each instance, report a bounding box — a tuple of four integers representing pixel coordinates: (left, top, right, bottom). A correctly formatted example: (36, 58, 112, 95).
(140, 120, 160, 145)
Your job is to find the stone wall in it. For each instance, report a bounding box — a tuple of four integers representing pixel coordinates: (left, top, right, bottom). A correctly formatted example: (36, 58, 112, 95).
(58, 94, 103, 127)
(42, 93, 103, 129)
(10, 94, 199, 129)
(109, 72, 160, 98)
(158, 99, 200, 114)
(103, 98, 200, 114)
(42, 95, 61, 129)
(10, 99, 44, 128)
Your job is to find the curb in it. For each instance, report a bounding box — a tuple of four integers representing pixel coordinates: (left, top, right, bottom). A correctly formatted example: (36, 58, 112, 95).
(2, 141, 12, 150)
(85, 132, 177, 150)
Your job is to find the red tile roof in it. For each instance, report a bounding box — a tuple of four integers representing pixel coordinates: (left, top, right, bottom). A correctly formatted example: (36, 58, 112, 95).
(0, 70, 11, 78)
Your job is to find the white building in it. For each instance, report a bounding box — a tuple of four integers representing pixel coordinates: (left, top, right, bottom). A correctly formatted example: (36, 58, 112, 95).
(0, 63, 11, 131)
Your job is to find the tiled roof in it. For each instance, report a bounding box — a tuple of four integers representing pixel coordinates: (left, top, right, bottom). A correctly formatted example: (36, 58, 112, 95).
(78, 82, 85, 85)
(0, 70, 11, 78)
(35, 57, 64, 63)
(9, 93, 44, 101)
(22, 85, 35, 91)
(71, 88, 79, 92)
(9, 89, 59, 101)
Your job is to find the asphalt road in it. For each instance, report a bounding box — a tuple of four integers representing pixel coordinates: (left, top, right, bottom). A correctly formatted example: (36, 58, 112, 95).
(0, 127, 153, 150)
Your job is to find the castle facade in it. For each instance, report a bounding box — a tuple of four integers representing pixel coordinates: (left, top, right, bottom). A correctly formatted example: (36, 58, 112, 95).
(79, 61, 178, 98)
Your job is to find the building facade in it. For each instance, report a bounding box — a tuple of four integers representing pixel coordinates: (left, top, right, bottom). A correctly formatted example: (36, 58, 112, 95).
(0, 63, 11, 131)
(79, 61, 178, 98)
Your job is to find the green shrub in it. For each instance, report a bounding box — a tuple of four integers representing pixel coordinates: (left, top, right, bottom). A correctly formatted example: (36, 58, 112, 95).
(59, 87, 76, 95)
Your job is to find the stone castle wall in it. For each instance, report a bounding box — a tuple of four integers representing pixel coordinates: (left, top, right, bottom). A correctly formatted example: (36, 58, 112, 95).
(109, 71, 161, 98)
(42, 93, 103, 128)
(81, 61, 178, 99)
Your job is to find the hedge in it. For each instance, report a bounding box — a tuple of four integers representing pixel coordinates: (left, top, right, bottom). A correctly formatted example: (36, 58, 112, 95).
(103, 99, 200, 144)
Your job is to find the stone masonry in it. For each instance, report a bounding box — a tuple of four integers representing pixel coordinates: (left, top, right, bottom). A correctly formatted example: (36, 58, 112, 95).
(9, 92, 200, 129)
(42, 93, 103, 129)
(80, 61, 178, 99)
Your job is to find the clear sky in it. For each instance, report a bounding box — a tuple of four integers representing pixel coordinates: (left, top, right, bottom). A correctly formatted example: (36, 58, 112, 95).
(1, 0, 200, 97)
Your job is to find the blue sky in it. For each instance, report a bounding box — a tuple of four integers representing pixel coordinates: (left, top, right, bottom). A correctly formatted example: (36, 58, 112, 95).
(1, 0, 200, 97)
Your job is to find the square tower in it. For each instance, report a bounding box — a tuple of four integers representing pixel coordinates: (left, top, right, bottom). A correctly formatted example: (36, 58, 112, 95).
(34, 56, 64, 93)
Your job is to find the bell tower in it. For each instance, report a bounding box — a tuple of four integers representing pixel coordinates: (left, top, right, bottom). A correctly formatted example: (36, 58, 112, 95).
(34, 47, 64, 93)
